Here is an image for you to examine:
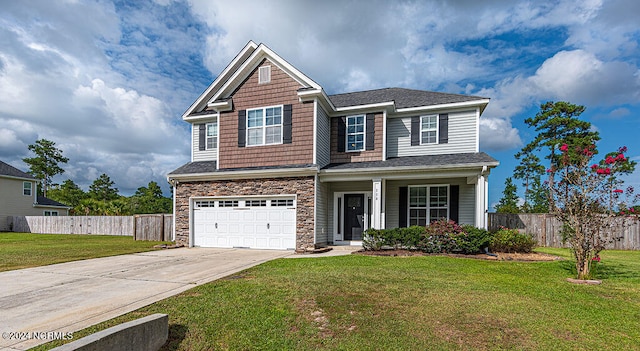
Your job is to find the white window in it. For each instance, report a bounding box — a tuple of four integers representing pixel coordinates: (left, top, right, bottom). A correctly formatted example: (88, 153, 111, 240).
(247, 106, 283, 146)
(23, 182, 32, 196)
(420, 115, 438, 144)
(44, 210, 58, 216)
(206, 121, 218, 150)
(258, 65, 271, 84)
(409, 185, 449, 226)
(346, 115, 365, 152)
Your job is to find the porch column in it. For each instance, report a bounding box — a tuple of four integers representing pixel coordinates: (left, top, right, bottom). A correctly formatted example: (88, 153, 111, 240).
(475, 174, 487, 229)
(372, 178, 383, 229)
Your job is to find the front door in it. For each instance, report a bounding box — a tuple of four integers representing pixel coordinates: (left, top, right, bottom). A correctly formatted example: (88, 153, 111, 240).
(343, 194, 364, 240)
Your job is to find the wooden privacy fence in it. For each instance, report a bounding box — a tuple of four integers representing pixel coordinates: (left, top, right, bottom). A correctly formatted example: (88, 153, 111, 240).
(9, 215, 173, 242)
(488, 213, 640, 250)
(134, 214, 173, 241)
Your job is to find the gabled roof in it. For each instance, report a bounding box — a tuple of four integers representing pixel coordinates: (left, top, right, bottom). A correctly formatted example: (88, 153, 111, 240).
(0, 160, 35, 180)
(328, 87, 488, 110)
(183, 41, 321, 119)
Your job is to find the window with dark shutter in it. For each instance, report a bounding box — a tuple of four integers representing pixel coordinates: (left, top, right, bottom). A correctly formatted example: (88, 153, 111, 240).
(238, 110, 246, 147)
(337, 117, 346, 152)
(410, 117, 420, 146)
(283, 104, 293, 144)
(438, 113, 449, 144)
(198, 124, 206, 151)
(365, 113, 375, 150)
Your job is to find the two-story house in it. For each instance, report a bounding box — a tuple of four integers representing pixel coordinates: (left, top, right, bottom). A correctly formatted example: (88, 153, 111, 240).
(168, 41, 499, 252)
(0, 160, 70, 231)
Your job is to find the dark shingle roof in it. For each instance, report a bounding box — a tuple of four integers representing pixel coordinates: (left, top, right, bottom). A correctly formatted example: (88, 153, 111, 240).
(328, 87, 487, 109)
(322, 153, 498, 171)
(169, 161, 317, 175)
(36, 195, 70, 208)
(0, 160, 35, 179)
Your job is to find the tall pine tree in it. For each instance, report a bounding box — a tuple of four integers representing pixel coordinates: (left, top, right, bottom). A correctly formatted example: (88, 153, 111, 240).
(495, 177, 520, 214)
(521, 101, 600, 212)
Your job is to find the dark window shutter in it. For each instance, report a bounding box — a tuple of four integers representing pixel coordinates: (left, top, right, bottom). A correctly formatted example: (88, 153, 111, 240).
(198, 124, 206, 151)
(411, 116, 420, 146)
(283, 104, 293, 144)
(337, 116, 346, 152)
(365, 113, 375, 150)
(399, 186, 408, 227)
(450, 185, 459, 223)
(438, 113, 449, 144)
(238, 110, 246, 147)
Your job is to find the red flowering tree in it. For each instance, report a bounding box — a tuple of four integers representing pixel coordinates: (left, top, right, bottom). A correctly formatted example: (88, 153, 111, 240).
(553, 144, 638, 279)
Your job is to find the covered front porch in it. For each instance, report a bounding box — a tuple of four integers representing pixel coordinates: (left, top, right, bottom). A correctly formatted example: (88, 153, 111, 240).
(316, 153, 498, 246)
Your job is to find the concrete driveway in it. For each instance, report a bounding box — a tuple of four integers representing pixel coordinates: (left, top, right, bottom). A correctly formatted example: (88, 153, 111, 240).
(0, 248, 292, 351)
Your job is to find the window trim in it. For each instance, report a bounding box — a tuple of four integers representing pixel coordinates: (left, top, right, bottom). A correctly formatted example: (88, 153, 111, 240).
(44, 210, 58, 216)
(420, 115, 439, 145)
(205, 119, 218, 150)
(346, 114, 366, 152)
(408, 184, 450, 226)
(246, 105, 284, 147)
(23, 182, 32, 196)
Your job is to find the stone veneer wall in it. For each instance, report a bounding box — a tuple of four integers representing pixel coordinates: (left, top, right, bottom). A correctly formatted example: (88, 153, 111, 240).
(175, 176, 315, 252)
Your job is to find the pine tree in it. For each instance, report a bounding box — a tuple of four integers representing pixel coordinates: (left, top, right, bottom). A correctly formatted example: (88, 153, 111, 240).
(22, 139, 69, 197)
(521, 101, 600, 212)
(495, 177, 520, 214)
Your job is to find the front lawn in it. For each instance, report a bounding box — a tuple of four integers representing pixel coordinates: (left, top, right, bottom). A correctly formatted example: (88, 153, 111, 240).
(0, 233, 170, 272)
(34, 249, 640, 350)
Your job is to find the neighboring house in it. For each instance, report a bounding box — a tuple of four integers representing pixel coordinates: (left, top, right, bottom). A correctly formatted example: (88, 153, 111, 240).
(0, 160, 71, 231)
(168, 41, 499, 251)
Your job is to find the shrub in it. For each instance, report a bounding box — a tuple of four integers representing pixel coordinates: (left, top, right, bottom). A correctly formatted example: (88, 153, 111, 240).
(363, 227, 426, 250)
(456, 225, 493, 254)
(419, 219, 464, 253)
(489, 228, 536, 253)
(363, 228, 385, 251)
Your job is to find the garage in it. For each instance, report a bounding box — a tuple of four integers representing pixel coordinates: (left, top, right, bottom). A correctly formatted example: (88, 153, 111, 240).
(192, 197, 296, 250)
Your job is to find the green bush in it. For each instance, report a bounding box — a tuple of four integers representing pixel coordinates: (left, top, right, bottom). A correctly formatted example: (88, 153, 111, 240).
(456, 225, 493, 254)
(489, 228, 536, 253)
(363, 228, 386, 251)
(363, 221, 503, 255)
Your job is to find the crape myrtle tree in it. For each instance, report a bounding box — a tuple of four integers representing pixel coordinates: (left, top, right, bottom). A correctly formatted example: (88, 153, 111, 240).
(22, 139, 69, 197)
(553, 143, 638, 279)
(521, 102, 600, 213)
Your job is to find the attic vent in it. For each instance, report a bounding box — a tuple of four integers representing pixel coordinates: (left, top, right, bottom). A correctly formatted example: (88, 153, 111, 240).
(258, 65, 271, 84)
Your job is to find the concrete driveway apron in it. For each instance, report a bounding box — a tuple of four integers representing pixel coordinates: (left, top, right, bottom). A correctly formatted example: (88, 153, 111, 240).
(0, 248, 292, 351)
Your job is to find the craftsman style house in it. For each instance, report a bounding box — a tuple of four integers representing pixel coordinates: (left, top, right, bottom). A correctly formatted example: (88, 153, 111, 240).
(168, 41, 498, 251)
(0, 160, 70, 231)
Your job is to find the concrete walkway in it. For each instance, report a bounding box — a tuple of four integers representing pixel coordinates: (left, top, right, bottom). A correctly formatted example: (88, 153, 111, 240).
(0, 248, 292, 351)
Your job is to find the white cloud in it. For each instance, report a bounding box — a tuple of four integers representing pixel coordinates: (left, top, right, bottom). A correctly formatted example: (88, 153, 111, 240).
(479, 117, 523, 151)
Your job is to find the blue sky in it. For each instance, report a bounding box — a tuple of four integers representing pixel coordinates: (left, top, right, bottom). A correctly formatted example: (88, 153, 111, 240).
(0, 0, 638, 208)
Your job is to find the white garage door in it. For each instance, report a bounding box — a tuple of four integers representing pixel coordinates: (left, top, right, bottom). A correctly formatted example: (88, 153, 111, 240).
(193, 197, 296, 250)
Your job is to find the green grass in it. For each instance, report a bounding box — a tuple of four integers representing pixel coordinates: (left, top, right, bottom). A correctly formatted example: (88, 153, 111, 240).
(0, 233, 170, 272)
(33, 249, 640, 351)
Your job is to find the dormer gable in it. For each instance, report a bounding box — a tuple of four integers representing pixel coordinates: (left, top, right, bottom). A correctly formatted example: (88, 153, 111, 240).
(183, 42, 324, 121)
